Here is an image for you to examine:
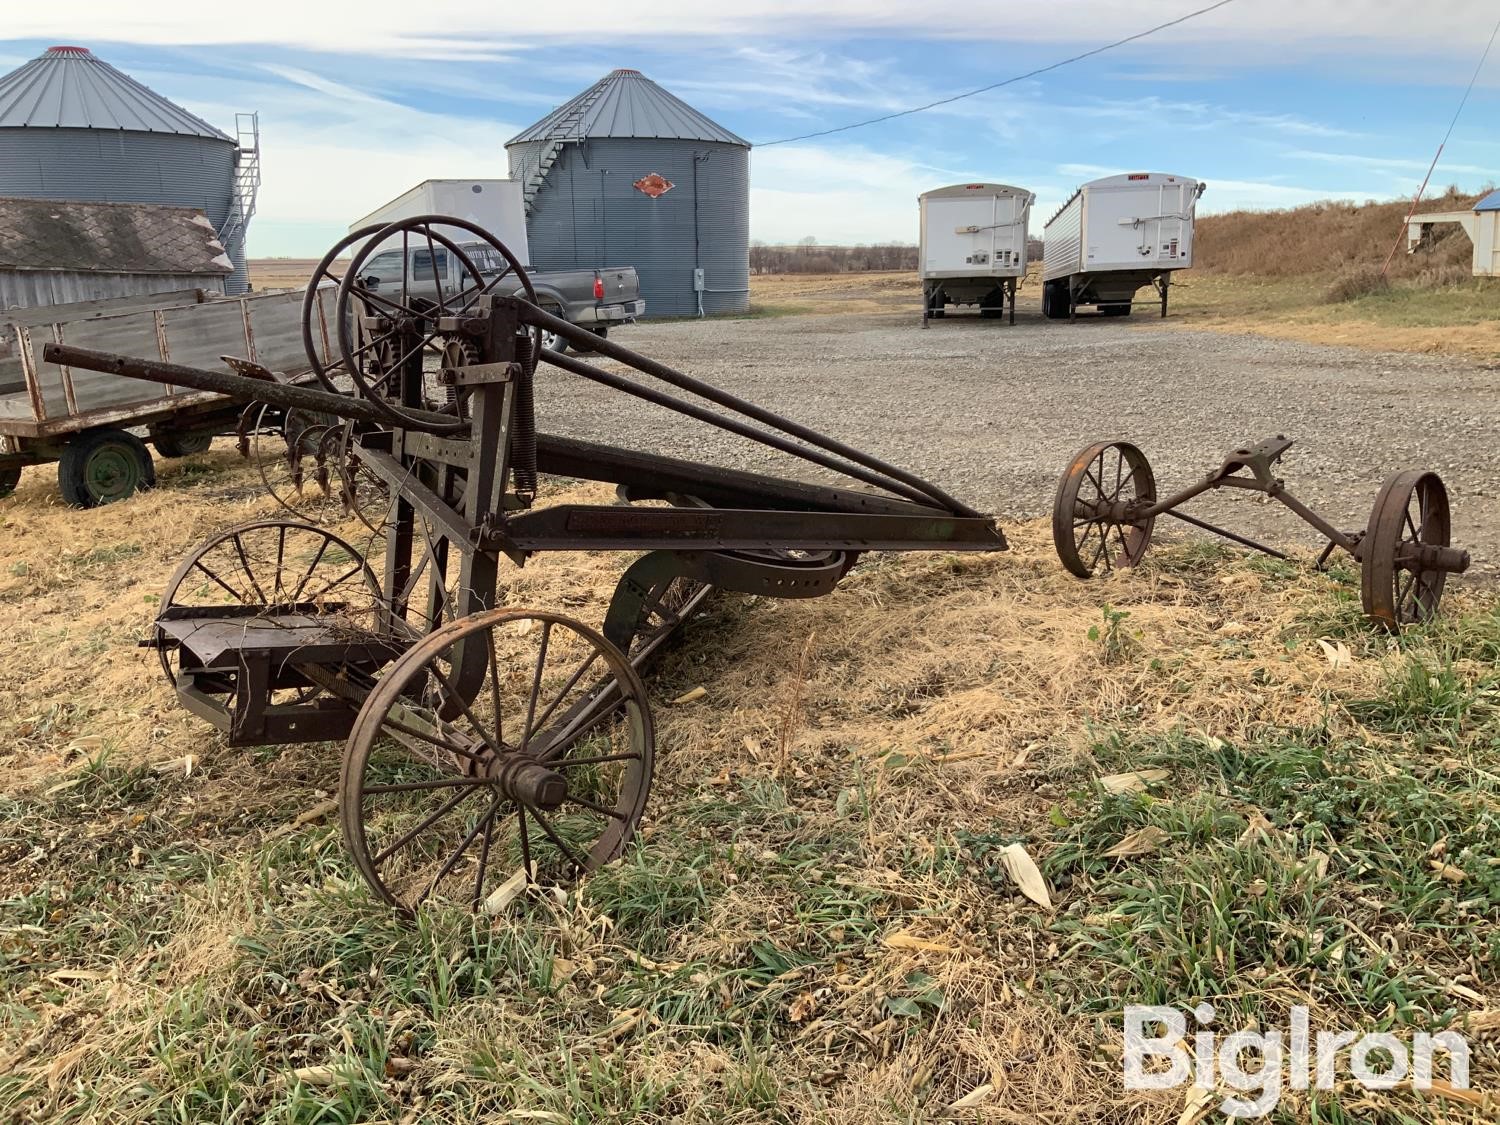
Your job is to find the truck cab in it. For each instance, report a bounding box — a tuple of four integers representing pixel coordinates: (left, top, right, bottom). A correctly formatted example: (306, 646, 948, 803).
(356, 241, 643, 353)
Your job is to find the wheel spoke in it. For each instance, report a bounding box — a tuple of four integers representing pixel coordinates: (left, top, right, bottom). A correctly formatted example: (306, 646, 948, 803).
(363, 776, 493, 794)
(519, 621, 553, 752)
(380, 714, 488, 765)
(418, 795, 502, 905)
(472, 806, 497, 909)
(526, 805, 591, 873)
(527, 648, 602, 743)
(552, 752, 641, 769)
(427, 663, 508, 761)
(563, 793, 628, 822)
(288, 536, 332, 602)
(371, 783, 481, 867)
(192, 559, 244, 602)
(230, 534, 268, 604)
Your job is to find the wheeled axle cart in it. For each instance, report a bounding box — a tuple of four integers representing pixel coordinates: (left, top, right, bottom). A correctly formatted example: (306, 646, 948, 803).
(1051, 435, 1471, 630)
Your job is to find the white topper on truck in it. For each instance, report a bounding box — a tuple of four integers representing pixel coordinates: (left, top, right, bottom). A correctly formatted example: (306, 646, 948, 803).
(919, 183, 1035, 326)
(1042, 172, 1205, 321)
(350, 179, 644, 353)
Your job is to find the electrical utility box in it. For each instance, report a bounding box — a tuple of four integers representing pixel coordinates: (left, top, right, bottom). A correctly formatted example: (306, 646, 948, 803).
(918, 183, 1034, 325)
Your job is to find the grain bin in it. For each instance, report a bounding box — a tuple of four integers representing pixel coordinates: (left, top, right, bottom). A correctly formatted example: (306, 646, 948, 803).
(507, 69, 749, 318)
(0, 46, 258, 294)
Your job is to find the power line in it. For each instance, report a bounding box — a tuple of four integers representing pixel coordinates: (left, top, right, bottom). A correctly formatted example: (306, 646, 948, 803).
(1380, 11, 1500, 276)
(754, 0, 1239, 147)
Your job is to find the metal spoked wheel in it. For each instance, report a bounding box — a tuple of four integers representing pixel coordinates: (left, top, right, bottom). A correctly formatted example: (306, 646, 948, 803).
(332, 421, 393, 534)
(625, 575, 714, 662)
(1361, 470, 1452, 631)
(332, 215, 542, 434)
(1053, 440, 1157, 578)
(339, 609, 654, 916)
(155, 520, 384, 690)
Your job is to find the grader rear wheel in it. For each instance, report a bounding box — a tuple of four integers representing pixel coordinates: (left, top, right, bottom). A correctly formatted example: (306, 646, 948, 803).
(1361, 470, 1453, 631)
(340, 609, 654, 916)
(1053, 440, 1156, 578)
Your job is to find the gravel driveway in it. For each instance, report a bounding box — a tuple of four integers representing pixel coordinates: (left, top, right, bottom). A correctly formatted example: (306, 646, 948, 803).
(536, 310, 1500, 581)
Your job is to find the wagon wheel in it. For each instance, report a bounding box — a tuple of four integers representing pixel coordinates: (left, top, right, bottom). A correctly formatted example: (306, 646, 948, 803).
(339, 609, 654, 916)
(1361, 470, 1452, 631)
(154, 521, 384, 693)
(248, 403, 343, 524)
(332, 215, 542, 434)
(1053, 440, 1157, 578)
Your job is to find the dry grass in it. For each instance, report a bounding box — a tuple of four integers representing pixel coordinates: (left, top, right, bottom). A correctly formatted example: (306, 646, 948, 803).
(1, 449, 1497, 1122)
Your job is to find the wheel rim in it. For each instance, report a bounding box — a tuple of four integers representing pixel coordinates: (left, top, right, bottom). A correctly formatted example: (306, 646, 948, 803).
(541, 327, 561, 352)
(86, 444, 140, 503)
(340, 609, 654, 915)
(1362, 471, 1451, 631)
(250, 404, 343, 523)
(1052, 441, 1156, 578)
(155, 521, 383, 690)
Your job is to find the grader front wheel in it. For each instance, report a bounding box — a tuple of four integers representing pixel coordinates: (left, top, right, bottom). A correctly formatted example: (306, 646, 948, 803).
(1361, 470, 1458, 631)
(1053, 440, 1157, 578)
(339, 609, 654, 916)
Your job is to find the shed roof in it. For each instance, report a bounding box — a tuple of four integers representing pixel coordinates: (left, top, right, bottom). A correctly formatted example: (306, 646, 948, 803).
(507, 69, 748, 146)
(0, 46, 230, 139)
(0, 196, 233, 275)
(1475, 189, 1500, 212)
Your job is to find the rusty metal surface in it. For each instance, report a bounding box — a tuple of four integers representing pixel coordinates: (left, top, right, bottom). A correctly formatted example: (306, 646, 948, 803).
(1052, 433, 1471, 631)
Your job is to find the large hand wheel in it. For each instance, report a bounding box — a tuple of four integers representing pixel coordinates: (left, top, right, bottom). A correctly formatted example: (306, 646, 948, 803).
(154, 520, 383, 688)
(1361, 470, 1456, 631)
(339, 609, 654, 916)
(331, 216, 542, 434)
(1053, 440, 1157, 578)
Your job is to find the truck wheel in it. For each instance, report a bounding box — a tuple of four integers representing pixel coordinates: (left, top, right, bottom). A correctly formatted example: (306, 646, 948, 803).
(0, 464, 20, 499)
(540, 307, 570, 355)
(1043, 281, 1070, 321)
(153, 430, 213, 458)
(59, 428, 156, 508)
(979, 287, 1005, 318)
(1100, 303, 1132, 317)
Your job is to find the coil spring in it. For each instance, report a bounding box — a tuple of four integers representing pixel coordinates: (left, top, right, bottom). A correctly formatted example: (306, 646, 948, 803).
(510, 333, 538, 498)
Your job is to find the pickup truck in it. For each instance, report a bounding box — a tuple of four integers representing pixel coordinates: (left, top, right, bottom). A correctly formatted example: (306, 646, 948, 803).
(356, 241, 643, 353)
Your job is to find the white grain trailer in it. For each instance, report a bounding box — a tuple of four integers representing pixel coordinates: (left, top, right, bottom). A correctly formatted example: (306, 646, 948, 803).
(1042, 173, 1204, 320)
(919, 183, 1035, 326)
(352, 179, 531, 265)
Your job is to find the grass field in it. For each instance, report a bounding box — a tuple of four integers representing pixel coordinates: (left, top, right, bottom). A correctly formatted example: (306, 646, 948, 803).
(1, 449, 1497, 1122)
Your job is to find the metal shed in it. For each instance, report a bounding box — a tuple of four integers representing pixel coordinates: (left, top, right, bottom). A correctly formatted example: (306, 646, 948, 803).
(1406, 189, 1500, 277)
(0, 46, 258, 294)
(0, 196, 232, 310)
(506, 69, 750, 318)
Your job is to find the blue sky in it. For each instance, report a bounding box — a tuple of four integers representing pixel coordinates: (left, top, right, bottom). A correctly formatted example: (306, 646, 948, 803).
(3, 1, 1498, 257)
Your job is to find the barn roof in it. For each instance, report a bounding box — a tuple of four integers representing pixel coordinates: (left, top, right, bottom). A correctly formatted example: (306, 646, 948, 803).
(507, 69, 748, 146)
(0, 197, 233, 275)
(0, 45, 230, 139)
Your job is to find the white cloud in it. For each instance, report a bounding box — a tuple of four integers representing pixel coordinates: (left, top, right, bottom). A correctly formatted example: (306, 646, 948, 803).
(4, 1, 1496, 59)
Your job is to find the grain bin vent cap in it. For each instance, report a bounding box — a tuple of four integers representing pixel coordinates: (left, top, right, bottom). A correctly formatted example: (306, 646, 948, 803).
(0, 45, 231, 139)
(507, 68, 748, 146)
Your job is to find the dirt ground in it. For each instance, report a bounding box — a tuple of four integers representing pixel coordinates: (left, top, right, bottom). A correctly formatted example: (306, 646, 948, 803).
(536, 288, 1500, 583)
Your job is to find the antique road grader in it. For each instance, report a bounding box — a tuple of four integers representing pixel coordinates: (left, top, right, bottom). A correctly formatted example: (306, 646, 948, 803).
(42, 217, 1471, 918)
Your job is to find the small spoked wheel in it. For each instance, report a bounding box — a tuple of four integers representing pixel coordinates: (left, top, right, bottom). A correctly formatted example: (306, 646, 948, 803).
(155, 520, 383, 688)
(340, 609, 654, 916)
(1361, 470, 1457, 631)
(1053, 440, 1157, 578)
(248, 403, 343, 523)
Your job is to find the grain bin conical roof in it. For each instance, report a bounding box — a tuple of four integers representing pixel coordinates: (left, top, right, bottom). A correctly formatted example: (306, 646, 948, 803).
(0, 45, 230, 139)
(507, 68, 748, 146)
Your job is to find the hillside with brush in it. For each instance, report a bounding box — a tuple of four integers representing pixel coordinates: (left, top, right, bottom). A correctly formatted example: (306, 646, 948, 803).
(1197, 186, 1487, 291)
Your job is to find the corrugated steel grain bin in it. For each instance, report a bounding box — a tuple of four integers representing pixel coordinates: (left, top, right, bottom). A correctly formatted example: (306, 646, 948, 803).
(507, 69, 750, 318)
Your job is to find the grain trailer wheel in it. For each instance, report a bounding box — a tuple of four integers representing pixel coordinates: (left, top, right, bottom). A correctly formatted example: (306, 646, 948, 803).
(1361, 470, 1455, 631)
(1053, 440, 1156, 578)
(340, 608, 654, 917)
(58, 427, 155, 508)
